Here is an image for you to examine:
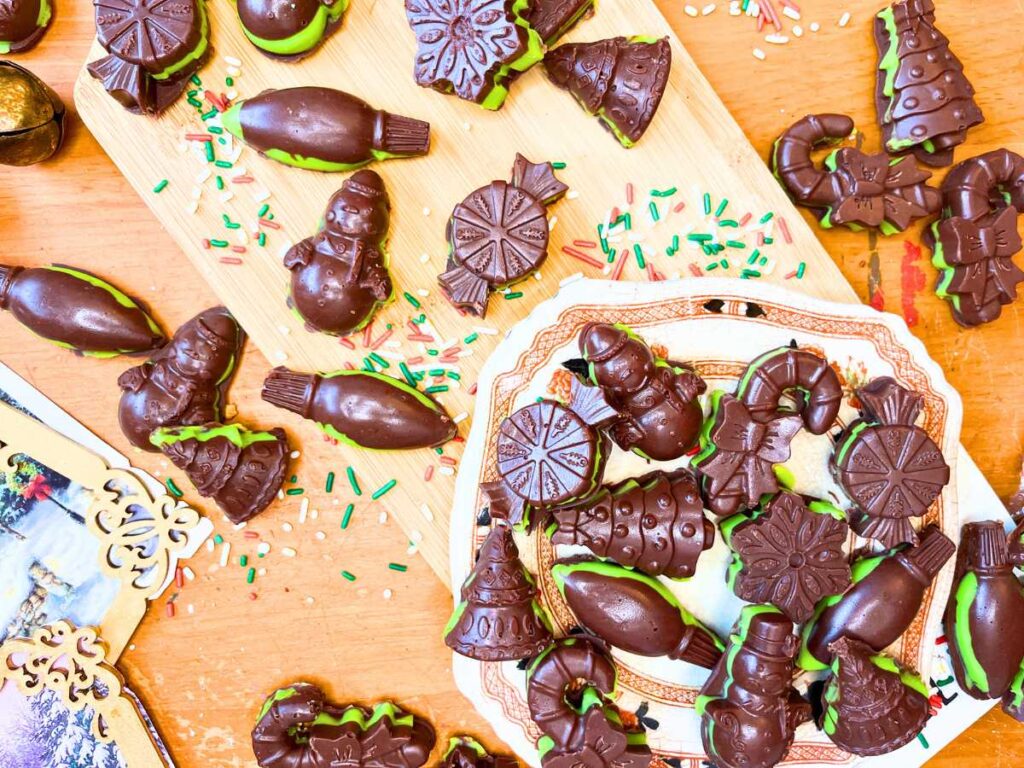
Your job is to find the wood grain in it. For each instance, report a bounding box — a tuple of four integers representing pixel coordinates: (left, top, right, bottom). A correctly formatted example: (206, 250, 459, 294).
(1, 0, 1021, 765)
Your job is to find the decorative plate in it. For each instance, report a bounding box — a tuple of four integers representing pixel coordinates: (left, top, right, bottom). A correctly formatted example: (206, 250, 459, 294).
(449, 277, 964, 768)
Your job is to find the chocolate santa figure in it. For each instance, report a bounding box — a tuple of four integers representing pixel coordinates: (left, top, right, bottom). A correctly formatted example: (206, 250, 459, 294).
(284, 170, 394, 336)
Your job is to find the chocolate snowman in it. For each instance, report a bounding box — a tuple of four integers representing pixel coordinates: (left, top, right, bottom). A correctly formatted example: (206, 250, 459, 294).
(284, 170, 394, 336)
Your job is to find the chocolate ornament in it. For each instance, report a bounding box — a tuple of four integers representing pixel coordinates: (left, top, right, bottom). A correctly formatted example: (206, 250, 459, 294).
(118, 307, 243, 451)
(236, 0, 347, 60)
(691, 392, 802, 518)
(88, 0, 210, 116)
(735, 346, 842, 435)
(223, 87, 430, 172)
(924, 149, 1024, 327)
(771, 114, 940, 234)
(525, 0, 593, 45)
(444, 524, 553, 661)
(439, 737, 518, 768)
(579, 322, 705, 461)
(440, 154, 566, 317)
(944, 521, 1024, 718)
(262, 367, 456, 450)
(0, 0, 52, 53)
(549, 468, 715, 580)
(798, 524, 954, 671)
(0, 264, 164, 357)
(818, 637, 930, 756)
(696, 605, 811, 768)
(404, 0, 544, 110)
(251, 683, 436, 768)
(0, 60, 65, 166)
(831, 377, 950, 547)
(873, 0, 983, 167)
(721, 492, 851, 624)
(284, 170, 393, 336)
(551, 559, 723, 668)
(544, 36, 671, 148)
(150, 423, 290, 524)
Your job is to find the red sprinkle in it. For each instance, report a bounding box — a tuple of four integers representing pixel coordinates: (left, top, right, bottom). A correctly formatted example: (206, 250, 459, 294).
(562, 245, 603, 269)
(673, 202, 686, 213)
(259, 218, 282, 230)
(688, 263, 703, 277)
(936, 635, 947, 645)
(757, 12, 766, 31)
(174, 567, 184, 589)
(646, 262, 658, 281)
(452, 435, 465, 443)
(900, 240, 926, 327)
(610, 207, 621, 222)
(626, 183, 634, 205)
(439, 456, 457, 467)
(784, 270, 798, 280)
(362, 323, 374, 347)
(739, 213, 753, 227)
(407, 334, 434, 343)
(165, 602, 176, 618)
(468, 383, 478, 395)
(370, 328, 393, 349)
(202, 239, 211, 249)
(186, 133, 213, 142)
(343, 361, 356, 370)
(248, 592, 258, 600)
(442, 345, 461, 356)
(757, 232, 765, 246)
(406, 356, 424, 365)
(230, 245, 246, 254)
(611, 249, 628, 280)
(423, 465, 434, 481)
(232, 175, 254, 184)
(573, 239, 597, 249)
(219, 257, 243, 265)
(777, 217, 793, 244)
(339, 337, 356, 349)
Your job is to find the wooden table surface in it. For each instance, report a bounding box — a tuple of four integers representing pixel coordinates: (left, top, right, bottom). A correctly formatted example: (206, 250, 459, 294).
(2, 0, 1021, 764)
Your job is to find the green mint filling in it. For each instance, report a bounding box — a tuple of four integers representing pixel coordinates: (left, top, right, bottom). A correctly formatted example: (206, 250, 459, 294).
(150, 423, 279, 450)
(442, 599, 468, 638)
(241, 0, 348, 56)
(869, 652, 928, 697)
(257, 685, 301, 722)
(153, 3, 209, 81)
(876, 7, 899, 123)
(444, 737, 487, 759)
(834, 421, 872, 466)
(1008, 662, 1024, 709)
(478, 0, 544, 110)
(952, 571, 989, 693)
(539, 0, 592, 45)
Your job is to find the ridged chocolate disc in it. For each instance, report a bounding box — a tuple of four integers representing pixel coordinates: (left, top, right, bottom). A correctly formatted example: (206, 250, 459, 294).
(94, 0, 203, 74)
(495, 401, 596, 508)
(449, 180, 549, 286)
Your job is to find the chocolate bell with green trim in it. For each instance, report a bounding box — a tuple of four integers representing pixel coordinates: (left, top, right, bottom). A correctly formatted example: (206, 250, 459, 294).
(0, 61, 64, 166)
(236, 0, 348, 60)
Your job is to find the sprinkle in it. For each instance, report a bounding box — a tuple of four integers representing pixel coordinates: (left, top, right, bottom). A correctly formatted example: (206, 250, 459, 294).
(219, 542, 231, 568)
(917, 733, 929, 749)
(285, 487, 304, 496)
(346, 467, 362, 496)
(383, 589, 393, 600)
(562, 245, 603, 269)
(281, 547, 297, 557)
(425, 384, 448, 394)
(165, 478, 183, 497)
(165, 602, 176, 618)
(403, 291, 421, 308)
(765, 33, 789, 43)
(260, 218, 281, 230)
(341, 504, 355, 529)
(702, 193, 712, 215)
(326, 471, 335, 492)
(648, 201, 660, 222)
(504, 291, 523, 300)
(423, 465, 434, 481)
(753, 47, 767, 60)
(213, 534, 224, 545)
(183, 566, 196, 581)
(777, 216, 793, 243)
(240, 554, 248, 567)
(684, 4, 698, 16)
(715, 198, 729, 217)
(796, 261, 806, 279)
(152, 179, 169, 194)
(388, 563, 409, 573)
(702, 3, 716, 14)
(810, 21, 820, 32)
(838, 11, 850, 27)
(341, 570, 357, 581)
(371, 479, 397, 500)
(246, 567, 256, 584)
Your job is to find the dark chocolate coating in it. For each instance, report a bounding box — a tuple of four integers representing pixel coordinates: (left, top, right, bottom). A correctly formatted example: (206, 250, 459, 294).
(0, 264, 164, 355)
(550, 469, 714, 579)
(818, 637, 930, 756)
(261, 367, 456, 450)
(237, 0, 344, 60)
(544, 37, 670, 146)
(0, 0, 50, 53)
(225, 87, 430, 168)
(153, 423, 291, 524)
(800, 524, 954, 670)
(552, 559, 722, 667)
(117, 307, 243, 451)
(251, 682, 436, 768)
(698, 607, 810, 768)
(541, 707, 651, 768)
(440, 738, 519, 768)
(525, 0, 592, 44)
(285, 170, 393, 336)
(736, 346, 842, 435)
(445, 524, 552, 661)
(579, 322, 706, 461)
(0, 61, 65, 167)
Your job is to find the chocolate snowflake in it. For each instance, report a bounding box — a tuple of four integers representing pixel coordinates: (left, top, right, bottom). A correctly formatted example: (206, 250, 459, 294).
(727, 492, 852, 623)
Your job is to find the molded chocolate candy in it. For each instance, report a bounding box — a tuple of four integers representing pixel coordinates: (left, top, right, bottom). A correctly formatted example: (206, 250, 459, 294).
(87, 0, 210, 116)
(544, 36, 670, 148)
(222, 87, 430, 172)
(721, 492, 851, 623)
(579, 322, 706, 461)
(439, 737, 519, 768)
(692, 392, 802, 518)
(444, 524, 552, 661)
(262, 367, 456, 450)
(696, 605, 811, 768)
(118, 307, 243, 450)
(771, 113, 940, 234)
(798, 524, 954, 671)
(0, 61, 65, 166)
(237, 0, 347, 60)
(284, 170, 393, 336)
(0, 0, 52, 53)
(150, 422, 290, 524)
(525, 0, 593, 45)
(873, 0, 983, 166)
(0, 264, 164, 356)
(251, 682, 436, 768)
(404, 0, 544, 110)
(440, 155, 566, 317)
(944, 521, 1024, 718)
(550, 468, 715, 580)
(831, 377, 950, 547)
(736, 346, 842, 435)
(818, 637, 930, 756)
(551, 559, 723, 667)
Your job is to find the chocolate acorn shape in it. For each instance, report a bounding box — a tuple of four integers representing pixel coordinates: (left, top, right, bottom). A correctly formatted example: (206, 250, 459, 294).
(579, 322, 706, 461)
(550, 469, 714, 580)
(818, 637, 930, 756)
(544, 36, 671, 147)
(236, 0, 347, 60)
(118, 307, 244, 451)
(0, 61, 65, 166)
(261, 367, 456, 450)
(0, 264, 164, 357)
(284, 170, 394, 336)
(798, 524, 954, 671)
(0, 0, 52, 54)
(945, 521, 1024, 716)
(222, 87, 430, 172)
(696, 606, 811, 768)
(87, 0, 211, 116)
(251, 682, 436, 768)
(444, 524, 553, 661)
(439, 737, 519, 768)
(551, 559, 723, 668)
(150, 423, 291, 524)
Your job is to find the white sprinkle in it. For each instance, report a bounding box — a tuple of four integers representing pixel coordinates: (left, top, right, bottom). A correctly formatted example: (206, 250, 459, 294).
(566, 190, 580, 200)
(453, 411, 469, 424)
(226, 90, 238, 101)
(278, 325, 290, 335)
(838, 11, 850, 27)
(186, 200, 199, 215)
(196, 168, 212, 184)
(410, 529, 423, 542)
(275, 350, 288, 362)
(183, 566, 196, 581)
(792, 24, 803, 37)
(534, 272, 543, 281)
(765, 34, 789, 44)
(282, 547, 297, 557)
(206, 539, 215, 552)
(233, 521, 247, 530)
(422, 207, 431, 216)
(729, 0, 740, 15)
(474, 325, 498, 335)
(277, 490, 285, 500)
(559, 272, 584, 287)
(315, 531, 326, 541)
(383, 589, 393, 600)
(305, 596, 315, 605)
(684, 4, 698, 16)
(810, 21, 820, 31)
(258, 568, 267, 576)
(462, 122, 472, 131)
(252, 187, 272, 203)
(235, 230, 248, 246)
(746, 1, 760, 17)
(439, 466, 456, 477)
(417, 288, 430, 297)
(310, 509, 319, 520)
(548, 216, 557, 232)
(752, 47, 767, 60)
(378, 511, 388, 525)
(421, 504, 434, 522)
(257, 542, 271, 556)
(299, 498, 309, 524)
(282, 522, 293, 533)
(407, 543, 419, 556)
(186, 604, 195, 615)
(419, 252, 430, 263)
(701, 3, 716, 15)
(782, 6, 800, 20)
(224, 55, 242, 67)
(219, 192, 234, 203)
(290, 450, 300, 459)
(219, 542, 231, 568)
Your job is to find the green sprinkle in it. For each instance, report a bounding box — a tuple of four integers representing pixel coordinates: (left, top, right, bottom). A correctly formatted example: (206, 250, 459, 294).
(504, 291, 523, 300)
(740, 269, 761, 279)
(224, 221, 241, 230)
(399, 362, 416, 387)
(715, 198, 729, 217)
(607, 250, 616, 264)
(165, 478, 183, 497)
(326, 471, 335, 493)
(187, 97, 203, 109)
(760, 212, 775, 223)
(651, 186, 677, 197)
(258, 232, 267, 247)
(216, 176, 225, 190)
(371, 479, 397, 500)
(204, 142, 214, 162)
(764, 236, 774, 245)
(726, 240, 746, 249)
(551, 162, 567, 169)
(718, 219, 739, 228)
(245, 567, 255, 584)
(201, 108, 218, 121)
(917, 733, 929, 749)
(688, 233, 712, 242)
(257, 203, 270, 217)
(748, 249, 761, 264)
(403, 291, 421, 308)
(240, 555, 248, 567)
(388, 563, 408, 573)
(759, 256, 768, 266)
(706, 262, 719, 272)
(190, 74, 202, 86)
(719, 259, 729, 269)
(633, 243, 646, 269)
(429, 368, 445, 376)
(434, 447, 444, 455)
(214, 534, 224, 545)
(648, 201, 660, 222)
(623, 212, 632, 230)
(427, 349, 439, 357)
(796, 262, 807, 279)
(362, 357, 376, 372)
(703, 193, 711, 216)
(341, 503, 354, 529)
(289, 475, 297, 483)
(425, 385, 449, 394)
(209, 239, 229, 248)
(207, 126, 223, 135)
(341, 570, 357, 582)
(225, 77, 234, 87)
(447, 371, 461, 381)
(285, 488, 304, 496)
(369, 352, 389, 368)
(152, 179, 169, 194)
(347, 467, 362, 496)
(214, 160, 232, 169)
(463, 333, 478, 344)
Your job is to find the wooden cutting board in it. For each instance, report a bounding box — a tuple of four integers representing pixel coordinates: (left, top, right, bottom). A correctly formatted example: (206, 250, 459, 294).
(75, 0, 869, 584)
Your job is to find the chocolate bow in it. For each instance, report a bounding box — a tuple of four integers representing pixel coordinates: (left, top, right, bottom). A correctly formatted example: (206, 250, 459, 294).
(831, 150, 939, 230)
(937, 207, 1022, 266)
